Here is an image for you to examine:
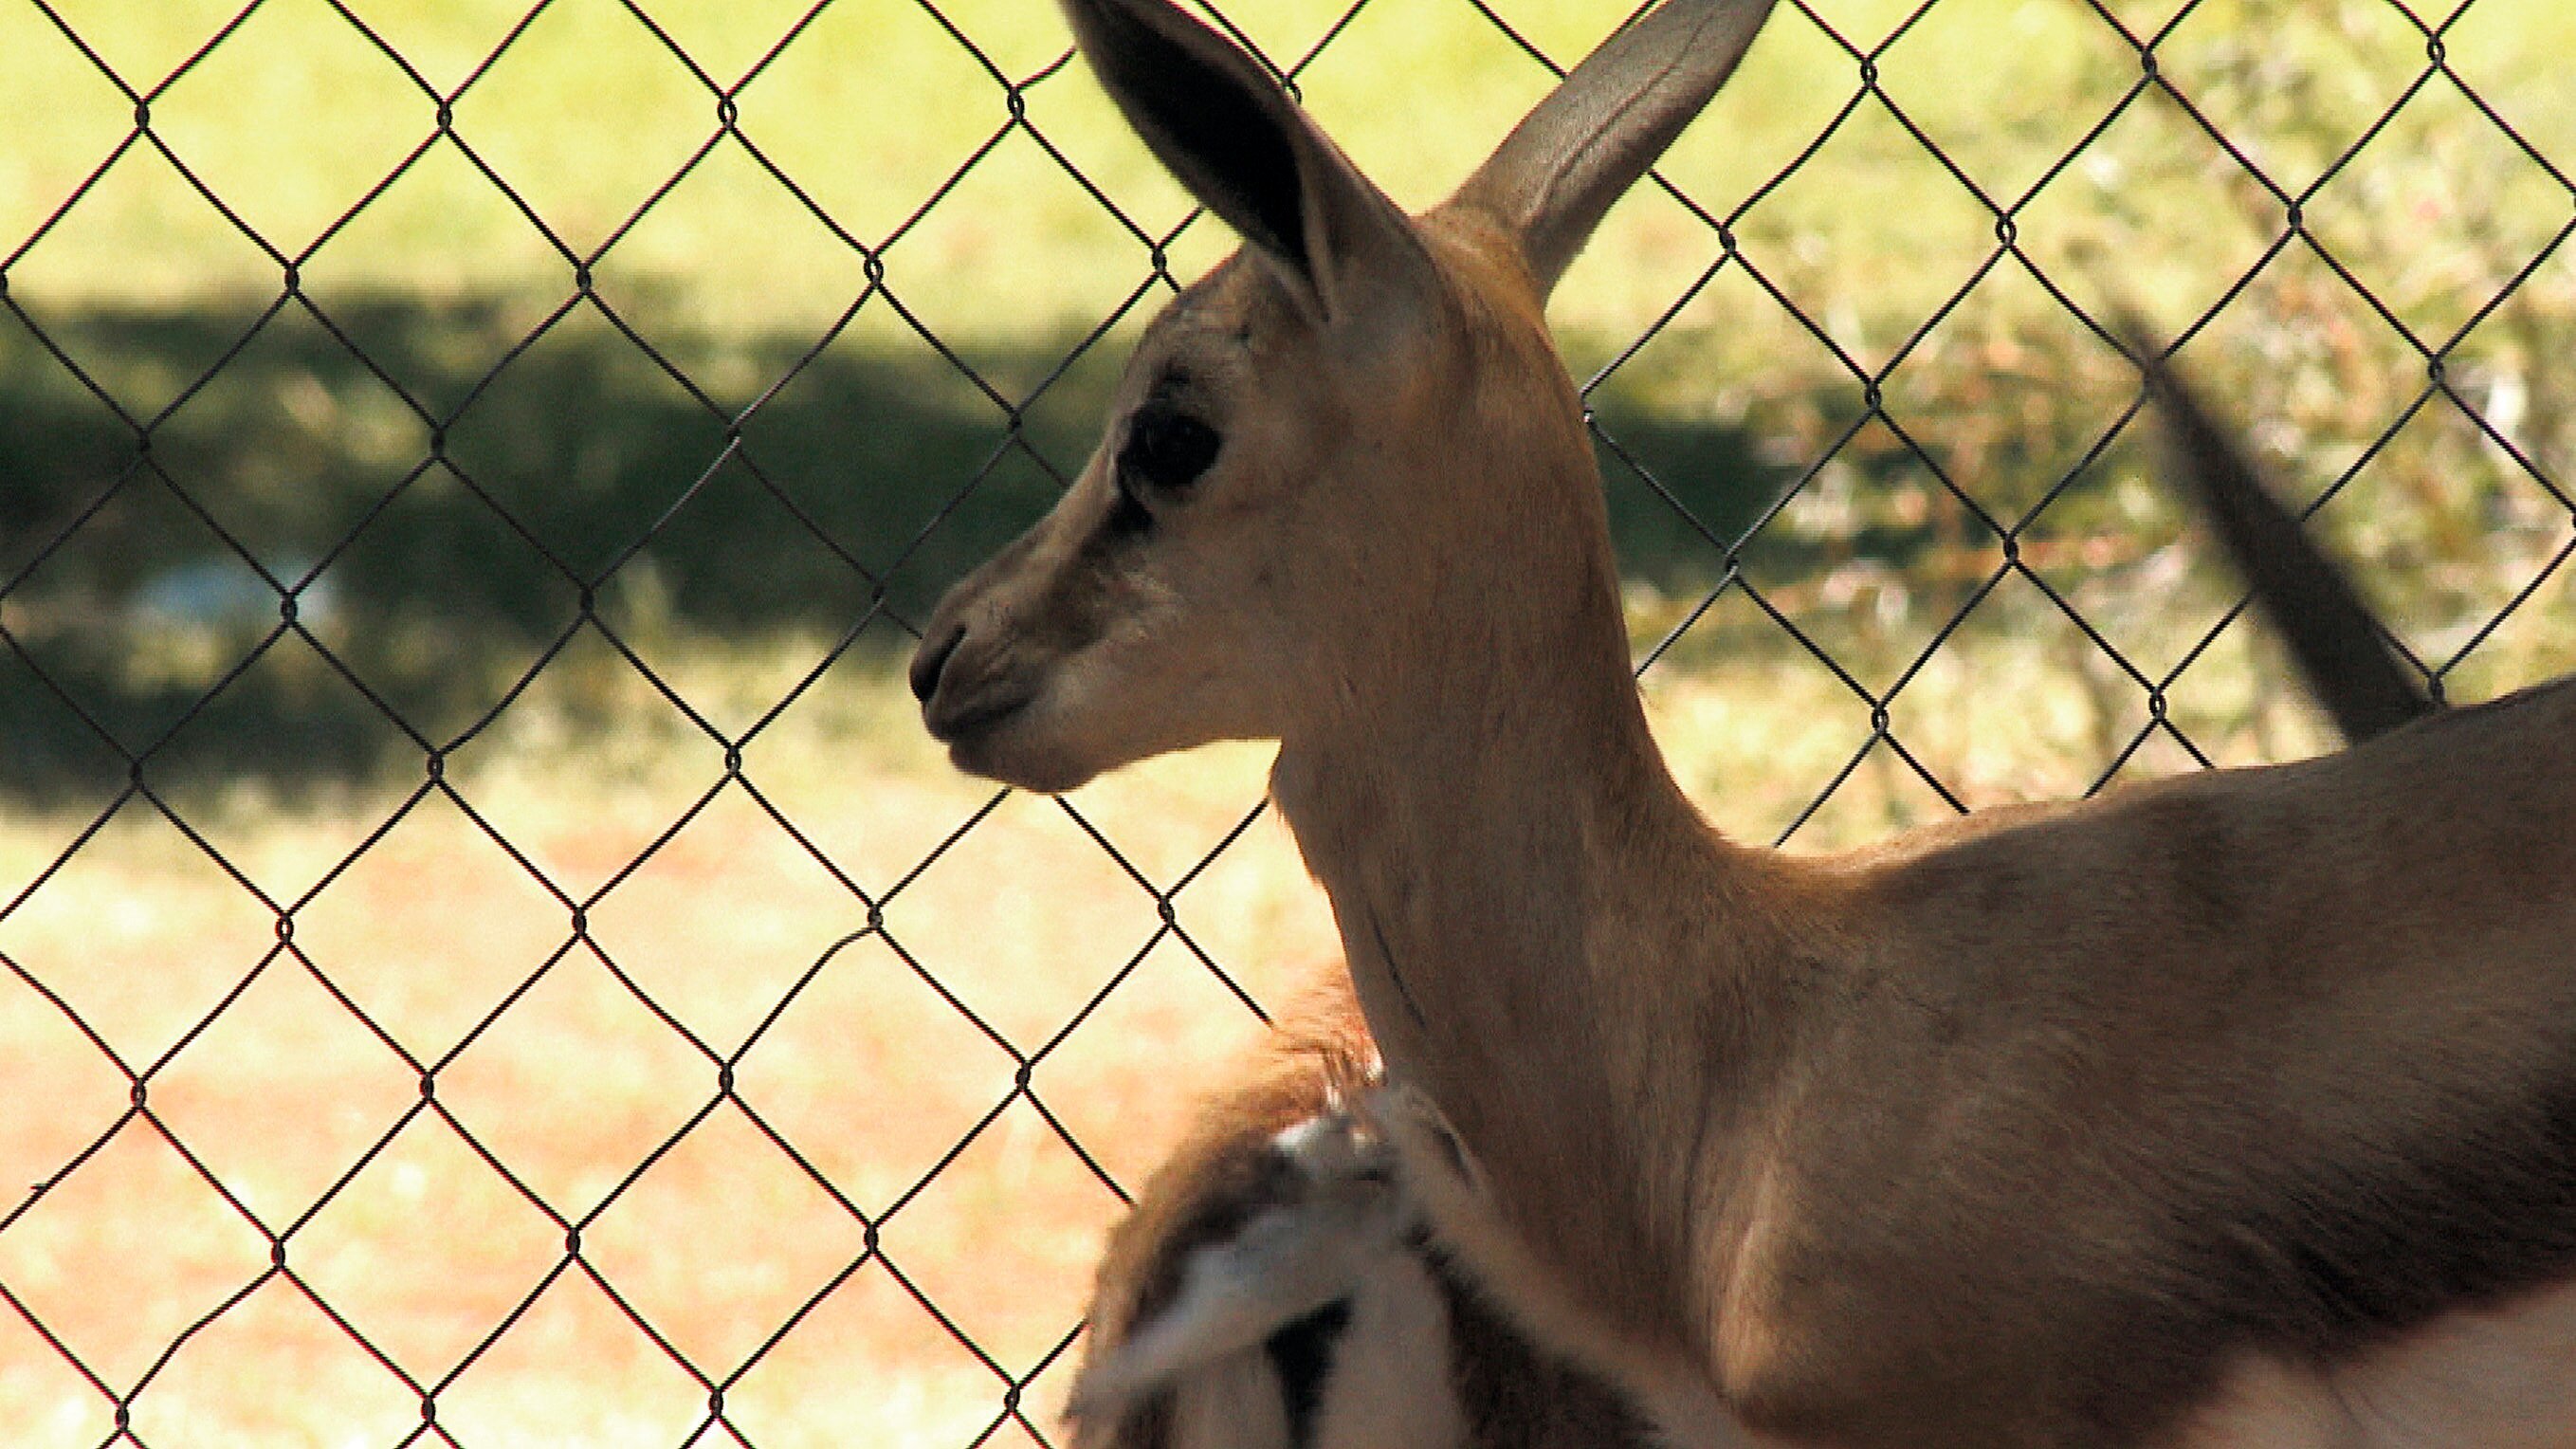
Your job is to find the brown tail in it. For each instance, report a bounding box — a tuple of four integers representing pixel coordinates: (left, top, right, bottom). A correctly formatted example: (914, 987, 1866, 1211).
(2128, 326, 2439, 743)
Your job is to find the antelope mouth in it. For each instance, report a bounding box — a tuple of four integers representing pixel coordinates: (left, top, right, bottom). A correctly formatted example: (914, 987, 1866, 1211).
(922, 684, 1037, 748)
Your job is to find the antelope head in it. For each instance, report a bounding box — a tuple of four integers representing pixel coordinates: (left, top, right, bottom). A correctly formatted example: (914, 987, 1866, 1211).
(909, 0, 1780, 794)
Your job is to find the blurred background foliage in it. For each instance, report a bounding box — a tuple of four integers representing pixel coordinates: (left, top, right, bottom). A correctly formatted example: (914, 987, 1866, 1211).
(1, 0, 2571, 801)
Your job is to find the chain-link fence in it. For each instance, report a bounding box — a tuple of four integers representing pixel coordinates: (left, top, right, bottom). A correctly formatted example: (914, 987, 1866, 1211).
(3, 0, 2571, 1444)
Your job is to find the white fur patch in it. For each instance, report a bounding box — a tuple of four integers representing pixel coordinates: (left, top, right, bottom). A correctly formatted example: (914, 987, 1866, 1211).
(1118, 1253, 1468, 1449)
(1071, 1190, 1409, 1422)
(2173, 1277, 2576, 1449)
(1306, 1249, 1468, 1449)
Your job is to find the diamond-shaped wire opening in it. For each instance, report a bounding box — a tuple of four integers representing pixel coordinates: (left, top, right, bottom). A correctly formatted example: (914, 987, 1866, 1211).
(582, 782, 867, 1053)
(1878, 259, 2143, 523)
(145, 1, 429, 259)
(289, 152, 572, 387)
(584, 138, 874, 397)
(432, 299, 737, 584)
(2, 473, 289, 747)
(2009, 426, 2226, 688)
(0, 798, 280, 1068)
(427, 935, 714, 1222)
(875, 1096, 1124, 1375)
(137, 627, 428, 838)
(730, 0, 1026, 248)
(579, 1099, 869, 1380)
(730, 929, 1020, 1218)
(1729, 96, 2007, 378)
(287, 1109, 567, 1385)
(289, 786, 574, 1061)
(436, 621, 727, 900)
(1028, 932, 1278, 1190)
(0, 1113, 271, 1391)
(2158, 0, 2440, 200)
(878, 124, 1173, 398)
(2012, 76, 2285, 323)
(428, 1263, 711, 1447)
(2301, 77, 2574, 349)
(443, 0, 720, 262)
(1733, 414, 2009, 690)
(1872, 0, 2144, 208)
(583, 454, 880, 707)
(122, 1274, 421, 1446)
(133, 297, 431, 581)
(142, 950, 419, 1229)
(2311, 387, 2571, 677)
(877, 787, 1170, 1053)
(296, 458, 587, 748)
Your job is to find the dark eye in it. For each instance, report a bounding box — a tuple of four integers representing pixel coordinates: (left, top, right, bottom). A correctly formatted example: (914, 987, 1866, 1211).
(1119, 406, 1223, 496)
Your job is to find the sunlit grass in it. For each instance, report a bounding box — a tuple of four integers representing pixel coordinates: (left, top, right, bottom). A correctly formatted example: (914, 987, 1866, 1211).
(5, 0, 2571, 340)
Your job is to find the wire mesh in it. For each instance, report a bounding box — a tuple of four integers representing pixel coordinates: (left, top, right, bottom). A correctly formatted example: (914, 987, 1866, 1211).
(2, 0, 2571, 1445)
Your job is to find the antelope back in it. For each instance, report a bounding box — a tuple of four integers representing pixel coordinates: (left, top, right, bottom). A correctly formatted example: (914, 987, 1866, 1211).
(909, 0, 1781, 793)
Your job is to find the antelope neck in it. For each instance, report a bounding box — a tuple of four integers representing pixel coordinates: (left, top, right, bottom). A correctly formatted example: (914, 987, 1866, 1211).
(1266, 548, 1767, 1361)
(1266, 524, 1745, 1127)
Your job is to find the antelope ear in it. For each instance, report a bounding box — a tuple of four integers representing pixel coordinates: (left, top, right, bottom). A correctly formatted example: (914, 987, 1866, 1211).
(1058, 0, 1433, 328)
(2120, 315, 2435, 743)
(1448, 0, 1781, 298)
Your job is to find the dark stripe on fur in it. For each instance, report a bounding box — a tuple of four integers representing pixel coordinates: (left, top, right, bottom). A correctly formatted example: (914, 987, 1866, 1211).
(1266, 1298, 1354, 1446)
(1433, 1255, 1657, 1448)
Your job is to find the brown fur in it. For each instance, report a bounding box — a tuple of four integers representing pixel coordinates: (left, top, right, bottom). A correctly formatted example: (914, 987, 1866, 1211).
(915, 3, 2576, 1443)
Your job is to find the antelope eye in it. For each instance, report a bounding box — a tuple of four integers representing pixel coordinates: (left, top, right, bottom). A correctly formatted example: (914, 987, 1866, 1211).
(1119, 405, 1223, 495)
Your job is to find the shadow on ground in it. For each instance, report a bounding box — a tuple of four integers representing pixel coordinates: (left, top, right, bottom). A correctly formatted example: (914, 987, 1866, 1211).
(0, 292, 1787, 802)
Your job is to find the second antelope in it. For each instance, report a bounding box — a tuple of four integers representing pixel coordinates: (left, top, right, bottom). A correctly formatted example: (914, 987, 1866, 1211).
(908, 1, 2576, 1443)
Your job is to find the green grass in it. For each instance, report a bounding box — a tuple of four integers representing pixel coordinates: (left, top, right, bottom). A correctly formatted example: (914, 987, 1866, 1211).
(5, 0, 2571, 332)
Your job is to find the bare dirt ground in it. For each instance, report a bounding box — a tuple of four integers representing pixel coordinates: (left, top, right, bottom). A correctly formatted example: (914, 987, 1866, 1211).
(6, 618, 2479, 1447)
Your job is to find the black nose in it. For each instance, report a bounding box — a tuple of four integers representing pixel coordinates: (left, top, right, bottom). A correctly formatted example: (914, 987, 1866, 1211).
(910, 624, 965, 705)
